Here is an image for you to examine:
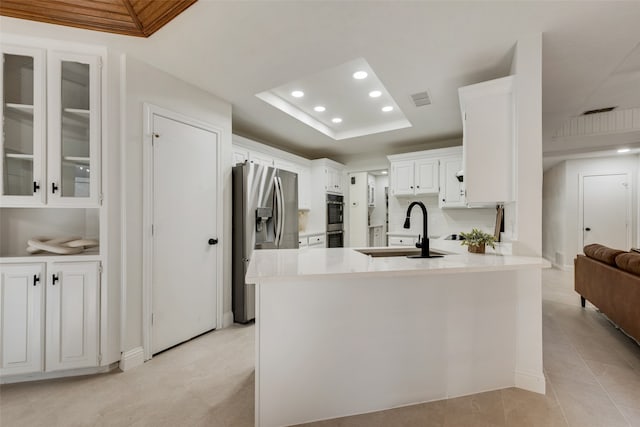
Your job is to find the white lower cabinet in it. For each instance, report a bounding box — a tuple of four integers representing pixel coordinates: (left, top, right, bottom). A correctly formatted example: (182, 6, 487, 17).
(307, 233, 326, 248)
(388, 236, 418, 247)
(0, 263, 45, 376)
(46, 262, 100, 371)
(0, 260, 100, 377)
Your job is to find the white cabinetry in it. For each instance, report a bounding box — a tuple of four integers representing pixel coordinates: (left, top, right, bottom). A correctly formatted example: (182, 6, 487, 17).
(0, 263, 44, 376)
(0, 261, 100, 377)
(389, 157, 438, 196)
(459, 76, 514, 205)
(388, 236, 418, 246)
(45, 261, 100, 371)
(232, 135, 312, 210)
(307, 233, 326, 248)
(439, 152, 466, 209)
(1, 45, 102, 208)
(249, 151, 274, 168)
(325, 166, 343, 195)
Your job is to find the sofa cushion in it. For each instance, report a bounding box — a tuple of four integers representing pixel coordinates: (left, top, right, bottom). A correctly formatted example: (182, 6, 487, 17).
(583, 244, 626, 266)
(615, 252, 640, 277)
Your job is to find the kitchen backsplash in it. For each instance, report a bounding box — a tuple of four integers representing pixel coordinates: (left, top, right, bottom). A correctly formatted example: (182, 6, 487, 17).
(388, 193, 497, 238)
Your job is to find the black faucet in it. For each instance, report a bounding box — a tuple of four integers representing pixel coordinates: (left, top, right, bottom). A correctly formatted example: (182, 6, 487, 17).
(403, 201, 443, 259)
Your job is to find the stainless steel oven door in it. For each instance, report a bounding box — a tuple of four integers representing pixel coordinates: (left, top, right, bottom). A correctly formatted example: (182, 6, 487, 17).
(327, 230, 344, 248)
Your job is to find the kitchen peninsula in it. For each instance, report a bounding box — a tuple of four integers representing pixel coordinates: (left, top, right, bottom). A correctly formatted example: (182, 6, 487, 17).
(247, 244, 550, 427)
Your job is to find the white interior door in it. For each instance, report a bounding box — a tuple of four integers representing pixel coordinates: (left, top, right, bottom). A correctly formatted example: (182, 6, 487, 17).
(582, 174, 630, 250)
(152, 114, 218, 355)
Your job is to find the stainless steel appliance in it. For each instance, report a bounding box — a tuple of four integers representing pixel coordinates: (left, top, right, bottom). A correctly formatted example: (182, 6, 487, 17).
(232, 161, 298, 323)
(326, 194, 344, 247)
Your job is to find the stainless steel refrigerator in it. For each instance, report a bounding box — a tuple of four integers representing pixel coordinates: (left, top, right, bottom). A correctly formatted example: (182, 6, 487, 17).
(232, 161, 299, 323)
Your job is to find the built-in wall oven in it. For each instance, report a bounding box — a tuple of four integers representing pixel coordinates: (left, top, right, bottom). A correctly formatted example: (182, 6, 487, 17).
(326, 194, 344, 247)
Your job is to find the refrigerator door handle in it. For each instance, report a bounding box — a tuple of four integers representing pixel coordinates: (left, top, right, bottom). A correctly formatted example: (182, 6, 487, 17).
(274, 176, 283, 247)
(278, 176, 286, 247)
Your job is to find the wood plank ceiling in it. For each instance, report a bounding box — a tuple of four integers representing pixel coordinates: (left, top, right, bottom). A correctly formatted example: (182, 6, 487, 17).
(0, 0, 198, 37)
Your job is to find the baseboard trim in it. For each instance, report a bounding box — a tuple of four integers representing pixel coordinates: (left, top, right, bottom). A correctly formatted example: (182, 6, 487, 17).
(1, 363, 117, 384)
(551, 262, 574, 272)
(223, 311, 234, 328)
(119, 346, 144, 371)
(515, 370, 546, 394)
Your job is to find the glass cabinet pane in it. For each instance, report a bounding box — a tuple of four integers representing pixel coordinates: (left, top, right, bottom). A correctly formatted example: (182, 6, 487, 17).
(60, 60, 90, 198)
(2, 54, 35, 196)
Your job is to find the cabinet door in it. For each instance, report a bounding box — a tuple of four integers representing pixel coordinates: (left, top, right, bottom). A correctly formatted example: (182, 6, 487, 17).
(414, 158, 439, 195)
(391, 160, 415, 196)
(48, 52, 101, 207)
(45, 262, 99, 371)
(326, 167, 342, 194)
(461, 77, 513, 204)
(249, 151, 274, 168)
(439, 156, 466, 208)
(0, 263, 44, 376)
(0, 45, 46, 206)
(232, 147, 249, 166)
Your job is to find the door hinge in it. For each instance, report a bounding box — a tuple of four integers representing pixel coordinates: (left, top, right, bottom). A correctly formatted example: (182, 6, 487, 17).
(98, 57, 103, 69)
(99, 193, 104, 204)
(151, 224, 155, 236)
(99, 264, 103, 274)
(98, 354, 102, 364)
(151, 313, 154, 326)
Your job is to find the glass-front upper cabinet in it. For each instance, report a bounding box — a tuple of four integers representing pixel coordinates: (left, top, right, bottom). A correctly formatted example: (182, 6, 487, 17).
(48, 52, 100, 206)
(0, 46, 46, 205)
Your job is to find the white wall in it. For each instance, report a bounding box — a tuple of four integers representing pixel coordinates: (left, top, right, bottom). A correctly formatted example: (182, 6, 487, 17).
(504, 34, 543, 257)
(123, 56, 232, 353)
(542, 162, 567, 266)
(563, 156, 638, 263)
(388, 194, 497, 239)
(542, 155, 639, 269)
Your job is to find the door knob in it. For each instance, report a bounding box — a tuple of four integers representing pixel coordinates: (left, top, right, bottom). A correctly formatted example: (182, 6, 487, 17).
(208, 238, 218, 245)
(585, 227, 591, 231)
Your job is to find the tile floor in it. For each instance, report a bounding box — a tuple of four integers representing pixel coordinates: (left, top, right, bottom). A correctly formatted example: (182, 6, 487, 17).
(1, 268, 639, 426)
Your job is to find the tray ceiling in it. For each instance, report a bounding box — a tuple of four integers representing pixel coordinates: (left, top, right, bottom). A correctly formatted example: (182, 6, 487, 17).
(0, 0, 197, 37)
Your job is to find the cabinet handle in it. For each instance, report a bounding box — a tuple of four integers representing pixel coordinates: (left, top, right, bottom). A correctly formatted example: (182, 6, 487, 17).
(416, 185, 420, 188)
(33, 275, 40, 286)
(442, 199, 446, 202)
(33, 181, 40, 193)
(410, 186, 414, 189)
(52, 274, 59, 285)
(51, 182, 59, 194)
(208, 238, 218, 245)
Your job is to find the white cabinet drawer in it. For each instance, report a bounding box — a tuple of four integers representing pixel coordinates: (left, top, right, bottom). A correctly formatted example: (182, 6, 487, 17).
(388, 236, 417, 247)
(308, 234, 326, 247)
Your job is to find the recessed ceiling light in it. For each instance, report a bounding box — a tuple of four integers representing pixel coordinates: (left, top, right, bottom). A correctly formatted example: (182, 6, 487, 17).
(353, 71, 368, 80)
(369, 90, 382, 98)
(381, 170, 388, 175)
(332, 117, 343, 124)
(382, 106, 394, 112)
(617, 148, 631, 153)
(291, 90, 304, 98)
(314, 106, 326, 112)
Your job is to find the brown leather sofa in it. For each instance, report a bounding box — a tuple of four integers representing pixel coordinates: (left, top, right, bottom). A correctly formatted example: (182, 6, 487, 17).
(575, 244, 640, 344)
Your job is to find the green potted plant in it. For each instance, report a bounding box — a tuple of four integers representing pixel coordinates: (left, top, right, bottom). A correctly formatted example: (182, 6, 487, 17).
(459, 228, 496, 254)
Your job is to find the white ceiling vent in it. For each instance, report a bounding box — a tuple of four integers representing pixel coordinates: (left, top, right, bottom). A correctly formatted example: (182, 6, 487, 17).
(411, 91, 432, 107)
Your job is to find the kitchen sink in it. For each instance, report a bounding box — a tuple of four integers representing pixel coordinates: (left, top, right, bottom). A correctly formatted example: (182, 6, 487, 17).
(355, 248, 447, 258)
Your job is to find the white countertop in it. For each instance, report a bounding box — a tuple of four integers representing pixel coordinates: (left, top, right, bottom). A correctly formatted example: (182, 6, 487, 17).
(246, 243, 549, 282)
